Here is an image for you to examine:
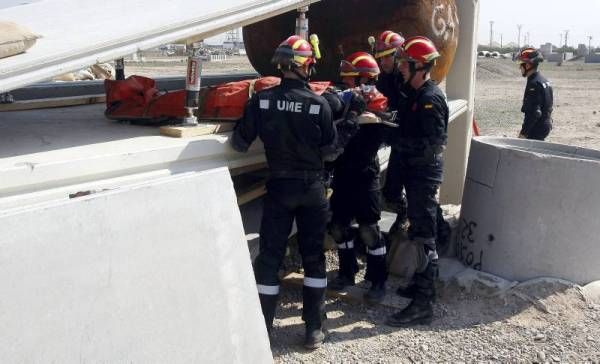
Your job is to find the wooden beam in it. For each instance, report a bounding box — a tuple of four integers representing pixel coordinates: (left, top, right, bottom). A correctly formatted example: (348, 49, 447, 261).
(159, 122, 235, 138)
(0, 94, 105, 112)
(236, 181, 266, 206)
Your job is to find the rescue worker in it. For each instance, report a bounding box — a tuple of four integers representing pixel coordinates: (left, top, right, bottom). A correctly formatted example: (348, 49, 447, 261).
(373, 31, 410, 232)
(385, 36, 448, 327)
(516, 47, 553, 141)
(375, 30, 451, 255)
(231, 35, 337, 349)
(327, 52, 389, 302)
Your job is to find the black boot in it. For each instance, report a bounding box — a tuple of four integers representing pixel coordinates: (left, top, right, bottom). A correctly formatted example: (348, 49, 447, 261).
(302, 284, 326, 349)
(329, 241, 358, 291)
(388, 253, 438, 326)
(258, 293, 279, 334)
(386, 300, 433, 327)
(304, 325, 325, 350)
(364, 235, 388, 303)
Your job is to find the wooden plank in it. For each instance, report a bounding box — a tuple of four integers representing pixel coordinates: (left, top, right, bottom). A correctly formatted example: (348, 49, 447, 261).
(236, 181, 266, 206)
(0, 94, 105, 112)
(159, 122, 235, 138)
(282, 272, 410, 310)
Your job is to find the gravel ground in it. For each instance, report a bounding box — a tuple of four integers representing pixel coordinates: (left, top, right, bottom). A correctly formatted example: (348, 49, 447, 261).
(271, 249, 600, 363)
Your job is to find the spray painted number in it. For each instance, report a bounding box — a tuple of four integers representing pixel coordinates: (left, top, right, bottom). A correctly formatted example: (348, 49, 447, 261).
(457, 218, 483, 271)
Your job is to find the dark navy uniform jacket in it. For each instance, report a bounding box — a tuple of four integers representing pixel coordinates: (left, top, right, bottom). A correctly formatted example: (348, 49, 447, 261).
(521, 71, 553, 139)
(232, 78, 336, 174)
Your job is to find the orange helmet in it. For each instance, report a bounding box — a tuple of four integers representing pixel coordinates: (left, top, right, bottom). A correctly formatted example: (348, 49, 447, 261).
(271, 35, 316, 69)
(516, 47, 544, 65)
(374, 30, 405, 59)
(339, 51, 380, 79)
(401, 36, 440, 64)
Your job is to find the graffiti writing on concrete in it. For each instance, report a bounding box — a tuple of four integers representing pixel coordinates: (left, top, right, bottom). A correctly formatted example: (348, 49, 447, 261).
(431, 2, 459, 42)
(456, 218, 483, 271)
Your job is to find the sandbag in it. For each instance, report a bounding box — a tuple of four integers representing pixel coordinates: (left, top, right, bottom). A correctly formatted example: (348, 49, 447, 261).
(0, 21, 40, 59)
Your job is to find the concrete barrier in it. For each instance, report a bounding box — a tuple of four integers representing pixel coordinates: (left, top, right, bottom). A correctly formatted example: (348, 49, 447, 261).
(0, 167, 272, 363)
(457, 137, 600, 284)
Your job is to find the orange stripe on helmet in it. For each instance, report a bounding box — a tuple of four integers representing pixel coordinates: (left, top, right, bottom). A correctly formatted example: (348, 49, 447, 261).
(384, 32, 396, 45)
(292, 38, 308, 50)
(403, 38, 435, 51)
(374, 48, 396, 59)
(351, 55, 373, 65)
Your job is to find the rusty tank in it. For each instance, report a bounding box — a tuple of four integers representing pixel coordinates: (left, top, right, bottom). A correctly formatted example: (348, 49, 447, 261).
(243, 0, 459, 82)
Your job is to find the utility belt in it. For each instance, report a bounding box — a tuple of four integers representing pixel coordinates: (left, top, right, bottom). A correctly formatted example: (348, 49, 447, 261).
(269, 169, 324, 181)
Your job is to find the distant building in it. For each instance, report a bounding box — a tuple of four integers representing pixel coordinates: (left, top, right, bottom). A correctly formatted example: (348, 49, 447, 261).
(585, 54, 600, 63)
(577, 44, 588, 56)
(540, 43, 553, 57)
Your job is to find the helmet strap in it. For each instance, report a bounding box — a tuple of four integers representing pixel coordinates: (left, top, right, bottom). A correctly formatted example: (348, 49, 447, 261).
(292, 66, 310, 81)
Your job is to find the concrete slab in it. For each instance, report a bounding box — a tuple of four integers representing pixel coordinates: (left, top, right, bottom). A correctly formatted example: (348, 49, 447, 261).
(0, 167, 272, 363)
(0, 104, 266, 197)
(458, 137, 600, 284)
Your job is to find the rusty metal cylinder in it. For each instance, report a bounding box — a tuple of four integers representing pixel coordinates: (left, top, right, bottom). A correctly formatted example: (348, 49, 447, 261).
(243, 0, 459, 82)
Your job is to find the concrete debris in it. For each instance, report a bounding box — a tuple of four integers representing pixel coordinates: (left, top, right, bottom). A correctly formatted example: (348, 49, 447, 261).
(582, 281, 600, 304)
(450, 267, 518, 297)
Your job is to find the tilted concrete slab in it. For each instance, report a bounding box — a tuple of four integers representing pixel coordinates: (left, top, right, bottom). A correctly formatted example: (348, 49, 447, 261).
(0, 167, 272, 363)
(0, 0, 320, 92)
(457, 137, 600, 284)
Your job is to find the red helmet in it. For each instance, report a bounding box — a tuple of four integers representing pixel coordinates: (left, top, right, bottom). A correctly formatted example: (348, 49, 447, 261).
(339, 51, 380, 79)
(516, 47, 544, 65)
(401, 36, 440, 64)
(271, 35, 316, 69)
(374, 30, 404, 59)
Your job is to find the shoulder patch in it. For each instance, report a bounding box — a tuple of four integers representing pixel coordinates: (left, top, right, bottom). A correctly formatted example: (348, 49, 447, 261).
(309, 104, 321, 115)
(259, 99, 270, 109)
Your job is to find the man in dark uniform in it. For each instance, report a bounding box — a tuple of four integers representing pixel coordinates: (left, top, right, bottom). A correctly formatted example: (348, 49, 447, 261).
(374, 30, 451, 264)
(385, 36, 448, 327)
(326, 51, 390, 302)
(373, 30, 410, 232)
(231, 35, 337, 349)
(516, 47, 553, 141)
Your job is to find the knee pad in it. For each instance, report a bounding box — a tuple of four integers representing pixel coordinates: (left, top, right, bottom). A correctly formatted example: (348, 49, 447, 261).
(358, 224, 381, 249)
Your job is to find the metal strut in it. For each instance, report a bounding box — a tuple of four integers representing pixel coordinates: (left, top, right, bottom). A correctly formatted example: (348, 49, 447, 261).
(295, 6, 309, 39)
(182, 41, 203, 126)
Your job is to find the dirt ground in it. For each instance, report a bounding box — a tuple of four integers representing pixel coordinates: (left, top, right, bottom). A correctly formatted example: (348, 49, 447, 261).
(475, 58, 600, 150)
(128, 55, 600, 362)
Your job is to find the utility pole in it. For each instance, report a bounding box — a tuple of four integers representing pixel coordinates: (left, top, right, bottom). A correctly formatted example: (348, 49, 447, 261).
(564, 29, 569, 60)
(517, 24, 523, 49)
(526, 32, 530, 47)
(489, 21, 494, 49)
(559, 33, 563, 50)
(500, 34, 503, 49)
(589, 36, 593, 55)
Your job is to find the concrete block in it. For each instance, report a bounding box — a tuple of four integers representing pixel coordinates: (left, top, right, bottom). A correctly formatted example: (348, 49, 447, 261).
(0, 167, 272, 363)
(457, 137, 600, 284)
(582, 281, 600, 304)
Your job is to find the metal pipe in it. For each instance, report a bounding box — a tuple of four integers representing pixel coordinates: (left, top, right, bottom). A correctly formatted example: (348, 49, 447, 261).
(182, 41, 203, 126)
(295, 6, 309, 39)
(115, 58, 125, 80)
